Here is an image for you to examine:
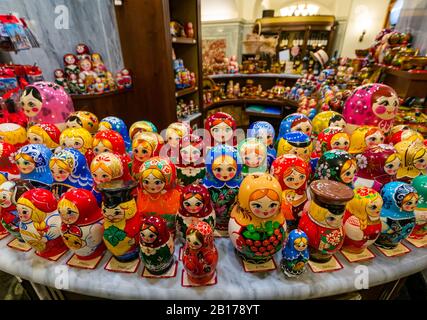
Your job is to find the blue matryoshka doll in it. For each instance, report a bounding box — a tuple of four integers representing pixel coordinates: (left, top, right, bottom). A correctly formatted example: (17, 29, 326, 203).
(203, 144, 242, 232)
(280, 229, 309, 277)
(49, 148, 94, 199)
(375, 182, 417, 250)
(248, 121, 276, 169)
(277, 131, 313, 163)
(277, 113, 313, 144)
(14, 144, 53, 189)
(99, 116, 131, 153)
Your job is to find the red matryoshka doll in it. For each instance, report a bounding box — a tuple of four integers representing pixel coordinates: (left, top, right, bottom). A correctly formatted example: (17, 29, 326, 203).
(348, 126, 385, 155)
(75, 43, 91, 61)
(139, 215, 175, 275)
(183, 221, 218, 285)
(354, 144, 400, 192)
(164, 122, 192, 163)
(229, 173, 286, 264)
(92, 130, 130, 162)
(90, 152, 132, 187)
(394, 140, 427, 182)
(27, 123, 60, 150)
(314, 150, 357, 188)
(410, 175, 427, 240)
(137, 157, 181, 235)
(271, 154, 310, 230)
(312, 111, 346, 136)
(60, 127, 94, 165)
(387, 127, 423, 146)
(298, 180, 354, 262)
(177, 184, 215, 241)
(176, 134, 206, 186)
(131, 132, 163, 178)
(17, 189, 68, 259)
(315, 127, 350, 157)
(66, 111, 99, 135)
(58, 188, 105, 261)
(204, 112, 237, 147)
(342, 187, 383, 254)
(0, 142, 20, 181)
(342, 83, 399, 135)
(129, 120, 158, 140)
(63, 54, 79, 78)
(0, 123, 27, 149)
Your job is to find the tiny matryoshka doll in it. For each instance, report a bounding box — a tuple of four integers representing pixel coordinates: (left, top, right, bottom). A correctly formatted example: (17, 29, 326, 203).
(0, 142, 20, 181)
(76, 44, 91, 61)
(17, 188, 68, 259)
(49, 148, 94, 198)
(164, 122, 192, 163)
(277, 113, 313, 140)
(139, 215, 175, 275)
(238, 138, 268, 177)
(98, 180, 141, 262)
(60, 127, 94, 165)
(312, 111, 346, 136)
(78, 58, 97, 87)
(129, 120, 158, 140)
(409, 175, 427, 240)
(27, 123, 60, 150)
(342, 187, 383, 254)
(176, 134, 206, 186)
(375, 182, 417, 249)
(90, 152, 132, 187)
(314, 150, 357, 188)
(63, 54, 79, 78)
(348, 126, 385, 155)
(131, 132, 164, 178)
(99, 117, 132, 153)
(298, 180, 354, 262)
(280, 229, 309, 277)
(205, 112, 236, 147)
(315, 126, 350, 157)
(247, 121, 276, 169)
(183, 221, 218, 285)
(92, 130, 130, 162)
(19, 82, 75, 130)
(394, 141, 427, 182)
(277, 132, 313, 162)
(58, 188, 105, 261)
(15, 144, 53, 189)
(271, 154, 310, 230)
(0, 123, 27, 149)
(203, 145, 242, 232)
(229, 173, 286, 264)
(137, 157, 181, 235)
(177, 184, 215, 240)
(342, 83, 399, 135)
(66, 111, 99, 135)
(354, 144, 400, 191)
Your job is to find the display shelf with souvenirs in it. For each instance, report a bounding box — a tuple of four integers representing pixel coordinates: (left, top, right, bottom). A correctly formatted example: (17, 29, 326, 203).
(0, 14, 39, 52)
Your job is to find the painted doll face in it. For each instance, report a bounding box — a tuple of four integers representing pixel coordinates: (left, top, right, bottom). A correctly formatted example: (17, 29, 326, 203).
(249, 195, 280, 219)
(292, 121, 312, 136)
(16, 158, 35, 174)
(213, 162, 237, 181)
(324, 210, 343, 228)
(180, 145, 201, 163)
(93, 141, 111, 155)
(255, 129, 273, 146)
(58, 206, 79, 224)
(242, 148, 264, 168)
(80, 59, 92, 71)
(62, 136, 84, 150)
(384, 155, 401, 175)
(372, 95, 399, 120)
(55, 70, 64, 78)
(0, 190, 12, 208)
(283, 168, 307, 190)
(142, 174, 165, 194)
(102, 206, 125, 223)
(65, 55, 76, 65)
(133, 144, 152, 162)
(183, 196, 204, 214)
(294, 237, 308, 252)
(186, 231, 203, 250)
(330, 134, 350, 151)
(330, 119, 346, 130)
(289, 146, 310, 162)
(51, 163, 71, 182)
(365, 131, 385, 148)
(340, 162, 357, 184)
(66, 119, 82, 129)
(366, 197, 383, 221)
(414, 152, 427, 170)
(63, 234, 84, 250)
(140, 228, 158, 244)
(92, 168, 112, 184)
(20, 91, 42, 117)
(17, 204, 32, 222)
(27, 133, 44, 145)
(166, 130, 180, 148)
(211, 122, 233, 143)
(402, 194, 418, 212)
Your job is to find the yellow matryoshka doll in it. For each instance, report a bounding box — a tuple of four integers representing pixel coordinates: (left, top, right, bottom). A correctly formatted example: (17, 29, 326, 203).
(394, 140, 427, 182)
(60, 127, 95, 165)
(348, 126, 385, 155)
(65, 111, 99, 135)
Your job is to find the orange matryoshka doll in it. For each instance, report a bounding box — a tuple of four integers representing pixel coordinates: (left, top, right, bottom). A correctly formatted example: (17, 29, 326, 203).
(131, 132, 164, 178)
(60, 127, 95, 165)
(348, 126, 385, 155)
(27, 123, 61, 150)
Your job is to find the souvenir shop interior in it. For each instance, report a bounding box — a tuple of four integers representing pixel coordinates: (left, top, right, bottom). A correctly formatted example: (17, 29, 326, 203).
(0, 0, 426, 301)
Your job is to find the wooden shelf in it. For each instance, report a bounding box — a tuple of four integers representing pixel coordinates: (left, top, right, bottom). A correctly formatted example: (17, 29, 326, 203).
(70, 88, 132, 100)
(208, 73, 301, 80)
(178, 112, 202, 122)
(175, 86, 198, 97)
(204, 97, 298, 111)
(245, 110, 283, 119)
(172, 37, 197, 44)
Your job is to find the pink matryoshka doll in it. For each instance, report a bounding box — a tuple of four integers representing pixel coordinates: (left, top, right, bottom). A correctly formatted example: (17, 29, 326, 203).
(19, 82, 75, 130)
(342, 83, 399, 135)
(205, 112, 237, 147)
(348, 126, 385, 155)
(27, 123, 61, 150)
(92, 130, 130, 162)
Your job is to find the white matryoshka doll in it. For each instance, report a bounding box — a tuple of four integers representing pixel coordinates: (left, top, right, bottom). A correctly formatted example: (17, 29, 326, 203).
(238, 138, 268, 177)
(176, 134, 206, 186)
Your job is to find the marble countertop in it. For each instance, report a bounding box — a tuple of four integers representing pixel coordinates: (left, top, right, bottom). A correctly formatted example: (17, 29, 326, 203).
(0, 235, 425, 300)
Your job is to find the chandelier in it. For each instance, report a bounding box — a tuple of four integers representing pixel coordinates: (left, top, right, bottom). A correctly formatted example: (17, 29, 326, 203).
(280, 3, 320, 17)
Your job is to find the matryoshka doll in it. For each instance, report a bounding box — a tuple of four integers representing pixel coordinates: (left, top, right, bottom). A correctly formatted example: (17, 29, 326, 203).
(137, 157, 181, 235)
(58, 188, 105, 261)
(176, 134, 206, 186)
(342, 83, 399, 135)
(63, 54, 79, 78)
(177, 184, 216, 241)
(60, 127, 94, 165)
(91, 53, 107, 76)
(66, 111, 99, 135)
(315, 127, 350, 157)
(203, 145, 242, 232)
(129, 120, 158, 140)
(99, 116, 132, 153)
(277, 113, 313, 140)
(78, 58, 97, 88)
(92, 130, 130, 162)
(183, 221, 218, 285)
(394, 140, 427, 182)
(17, 189, 68, 259)
(0, 142, 20, 181)
(353, 144, 400, 191)
(19, 82, 75, 130)
(342, 187, 383, 254)
(348, 126, 385, 154)
(280, 229, 309, 277)
(229, 173, 286, 264)
(204, 112, 236, 147)
(312, 111, 346, 136)
(0, 123, 27, 149)
(375, 182, 417, 249)
(98, 180, 141, 262)
(271, 154, 310, 230)
(314, 150, 357, 188)
(387, 127, 424, 146)
(49, 148, 94, 198)
(247, 121, 276, 169)
(238, 138, 267, 177)
(409, 175, 427, 240)
(298, 180, 354, 262)
(131, 132, 163, 178)
(27, 123, 60, 150)
(90, 152, 132, 187)
(15, 144, 53, 189)
(75, 44, 91, 61)
(139, 215, 175, 275)
(164, 122, 192, 164)
(277, 131, 313, 162)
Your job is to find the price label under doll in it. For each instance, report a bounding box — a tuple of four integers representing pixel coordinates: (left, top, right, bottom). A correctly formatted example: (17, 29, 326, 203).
(340, 248, 376, 263)
(181, 270, 217, 288)
(67, 253, 105, 270)
(7, 238, 32, 252)
(242, 258, 277, 273)
(308, 255, 343, 273)
(142, 261, 178, 279)
(0, 233, 9, 241)
(405, 237, 427, 248)
(376, 242, 411, 258)
(104, 256, 140, 273)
